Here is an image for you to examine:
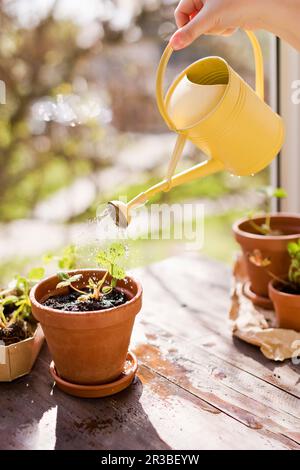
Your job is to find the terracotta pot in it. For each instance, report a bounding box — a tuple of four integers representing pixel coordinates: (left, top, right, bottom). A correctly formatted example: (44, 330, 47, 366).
(30, 269, 142, 385)
(233, 214, 300, 300)
(269, 280, 300, 331)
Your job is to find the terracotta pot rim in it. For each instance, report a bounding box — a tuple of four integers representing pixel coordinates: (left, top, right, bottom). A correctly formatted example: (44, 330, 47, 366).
(30, 268, 142, 317)
(269, 279, 300, 299)
(233, 213, 300, 241)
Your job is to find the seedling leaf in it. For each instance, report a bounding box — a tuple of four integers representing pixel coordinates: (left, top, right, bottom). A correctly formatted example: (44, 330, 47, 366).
(56, 273, 82, 289)
(57, 272, 70, 281)
(111, 265, 126, 280)
(273, 188, 287, 199)
(102, 286, 113, 294)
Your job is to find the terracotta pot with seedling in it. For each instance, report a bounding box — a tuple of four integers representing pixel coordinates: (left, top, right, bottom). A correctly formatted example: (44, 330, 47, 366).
(30, 242, 142, 398)
(269, 240, 300, 331)
(0, 268, 45, 381)
(233, 187, 300, 309)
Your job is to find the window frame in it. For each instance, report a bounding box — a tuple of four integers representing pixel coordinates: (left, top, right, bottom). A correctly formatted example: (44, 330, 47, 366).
(271, 37, 300, 213)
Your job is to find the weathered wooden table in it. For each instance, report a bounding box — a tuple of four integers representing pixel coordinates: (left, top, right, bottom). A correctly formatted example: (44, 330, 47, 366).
(1, 254, 300, 450)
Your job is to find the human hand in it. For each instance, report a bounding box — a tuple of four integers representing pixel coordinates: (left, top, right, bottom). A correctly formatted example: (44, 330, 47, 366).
(170, 0, 264, 50)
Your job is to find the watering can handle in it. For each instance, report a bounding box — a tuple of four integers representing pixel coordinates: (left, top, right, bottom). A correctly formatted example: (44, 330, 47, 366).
(156, 30, 265, 187)
(156, 30, 265, 130)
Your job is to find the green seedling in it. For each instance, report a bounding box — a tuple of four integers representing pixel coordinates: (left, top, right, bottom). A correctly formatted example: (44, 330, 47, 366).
(287, 240, 300, 290)
(248, 186, 287, 236)
(56, 242, 127, 302)
(0, 267, 45, 328)
(249, 240, 300, 292)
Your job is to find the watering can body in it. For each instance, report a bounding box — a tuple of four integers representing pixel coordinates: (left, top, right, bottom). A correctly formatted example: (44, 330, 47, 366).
(108, 32, 285, 228)
(165, 57, 284, 176)
(156, 31, 285, 181)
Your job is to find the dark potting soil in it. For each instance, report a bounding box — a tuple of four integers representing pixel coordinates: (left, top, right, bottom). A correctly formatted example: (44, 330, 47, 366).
(277, 284, 300, 296)
(42, 288, 128, 312)
(0, 319, 35, 345)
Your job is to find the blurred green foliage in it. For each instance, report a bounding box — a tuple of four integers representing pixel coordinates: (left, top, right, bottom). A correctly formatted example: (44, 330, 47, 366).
(0, 5, 114, 221)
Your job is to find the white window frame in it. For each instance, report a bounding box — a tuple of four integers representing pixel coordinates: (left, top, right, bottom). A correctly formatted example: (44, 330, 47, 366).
(271, 37, 300, 213)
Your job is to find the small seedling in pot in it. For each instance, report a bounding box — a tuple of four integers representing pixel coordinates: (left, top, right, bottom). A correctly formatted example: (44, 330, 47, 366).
(286, 239, 300, 292)
(47, 242, 128, 311)
(248, 186, 287, 236)
(0, 267, 45, 345)
(249, 240, 300, 293)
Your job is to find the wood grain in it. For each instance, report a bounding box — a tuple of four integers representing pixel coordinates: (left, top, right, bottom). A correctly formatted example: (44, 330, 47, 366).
(0, 254, 299, 450)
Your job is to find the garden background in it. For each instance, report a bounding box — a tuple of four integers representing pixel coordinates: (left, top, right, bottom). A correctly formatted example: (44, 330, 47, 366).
(0, 0, 272, 283)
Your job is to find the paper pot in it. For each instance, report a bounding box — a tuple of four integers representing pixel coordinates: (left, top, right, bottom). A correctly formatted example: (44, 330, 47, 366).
(30, 269, 142, 385)
(233, 214, 300, 301)
(0, 324, 44, 382)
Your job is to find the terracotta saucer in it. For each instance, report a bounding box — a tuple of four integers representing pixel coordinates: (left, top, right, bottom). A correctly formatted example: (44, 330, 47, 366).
(243, 281, 274, 310)
(50, 351, 138, 398)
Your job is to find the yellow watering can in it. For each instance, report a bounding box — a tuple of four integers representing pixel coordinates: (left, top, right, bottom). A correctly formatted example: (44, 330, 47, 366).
(108, 31, 284, 227)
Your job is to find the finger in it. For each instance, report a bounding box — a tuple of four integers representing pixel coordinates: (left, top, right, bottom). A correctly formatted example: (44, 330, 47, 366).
(174, 0, 203, 28)
(206, 27, 237, 36)
(220, 27, 237, 37)
(171, 4, 213, 50)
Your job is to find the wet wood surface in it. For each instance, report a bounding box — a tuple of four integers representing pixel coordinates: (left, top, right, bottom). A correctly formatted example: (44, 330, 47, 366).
(1, 254, 300, 450)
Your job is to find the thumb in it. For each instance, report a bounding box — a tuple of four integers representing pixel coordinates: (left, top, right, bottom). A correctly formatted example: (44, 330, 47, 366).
(170, 5, 213, 50)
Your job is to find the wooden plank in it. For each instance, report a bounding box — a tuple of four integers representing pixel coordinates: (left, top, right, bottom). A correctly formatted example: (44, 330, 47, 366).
(133, 255, 300, 398)
(132, 320, 300, 443)
(0, 346, 298, 450)
(1, 254, 299, 450)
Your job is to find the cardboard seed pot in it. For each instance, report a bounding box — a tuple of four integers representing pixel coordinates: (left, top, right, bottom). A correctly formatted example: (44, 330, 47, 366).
(0, 324, 44, 382)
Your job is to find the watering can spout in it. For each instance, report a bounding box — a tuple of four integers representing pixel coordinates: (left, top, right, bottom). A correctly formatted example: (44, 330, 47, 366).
(107, 158, 224, 227)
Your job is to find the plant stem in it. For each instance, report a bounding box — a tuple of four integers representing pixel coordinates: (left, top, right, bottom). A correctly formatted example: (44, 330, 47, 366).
(0, 308, 7, 327)
(249, 219, 268, 236)
(70, 285, 87, 296)
(94, 271, 109, 300)
(265, 212, 271, 233)
(10, 303, 23, 323)
(267, 270, 290, 286)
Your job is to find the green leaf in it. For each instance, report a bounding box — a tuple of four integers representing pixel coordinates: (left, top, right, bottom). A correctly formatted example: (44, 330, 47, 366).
(1, 295, 19, 306)
(88, 278, 97, 290)
(56, 280, 72, 289)
(288, 242, 299, 255)
(273, 188, 288, 199)
(57, 272, 70, 281)
(111, 265, 126, 280)
(14, 276, 29, 295)
(28, 267, 45, 281)
(109, 242, 125, 260)
(67, 274, 82, 284)
(56, 273, 82, 289)
(102, 286, 112, 294)
(96, 251, 110, 268)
